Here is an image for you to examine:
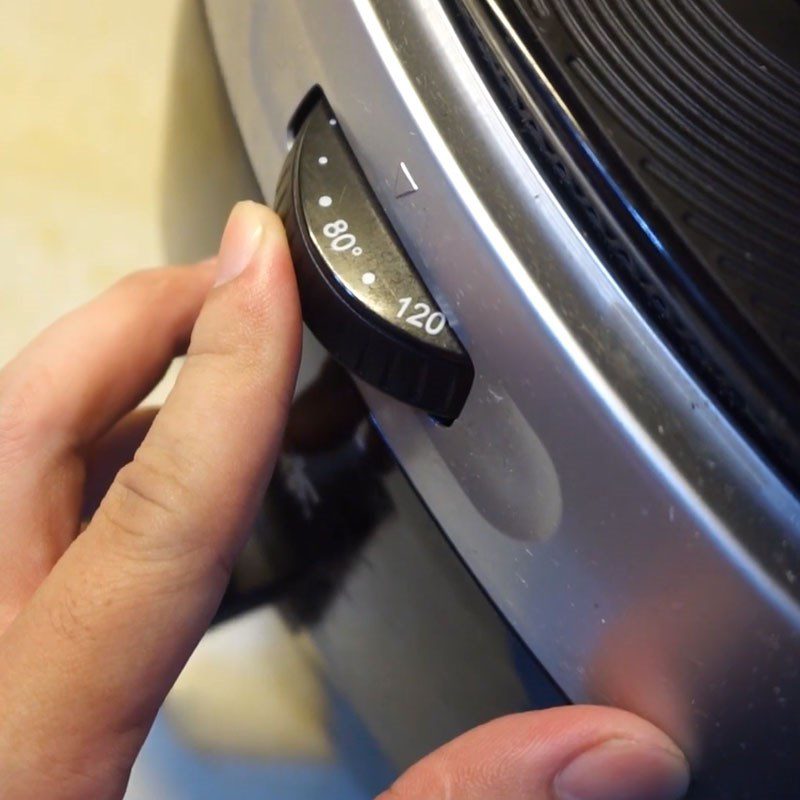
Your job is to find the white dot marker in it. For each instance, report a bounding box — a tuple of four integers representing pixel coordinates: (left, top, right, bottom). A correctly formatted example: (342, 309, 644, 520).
(318, 195, 332, 207)
(329, 118, 337, 126)
(318, 156, 328, 165)
(361, 272, 376, 286)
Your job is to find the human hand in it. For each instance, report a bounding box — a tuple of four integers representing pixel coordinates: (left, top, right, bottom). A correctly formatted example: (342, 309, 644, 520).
(0, 200, 690, 800)
(379, 706, 690, 800)
(0, 202, 302, 798)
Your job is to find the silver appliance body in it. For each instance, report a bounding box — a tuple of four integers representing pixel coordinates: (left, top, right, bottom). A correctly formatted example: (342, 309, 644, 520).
(205, 2, 800, 797)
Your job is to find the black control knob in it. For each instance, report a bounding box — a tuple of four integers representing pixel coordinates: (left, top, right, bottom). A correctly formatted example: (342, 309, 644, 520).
(275, 96, 473, 421)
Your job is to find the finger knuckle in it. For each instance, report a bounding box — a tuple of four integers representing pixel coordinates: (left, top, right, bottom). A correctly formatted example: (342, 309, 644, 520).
(184, 318, 268, 383)
(117, 266, 175, 297)
(185, 343, 259, 385)
(96, 443, 230, 586)
(115, 267, 197, 319)
(185, 294, 299, 391)
(99, 443, 193, 554)
(47, 581, 92, 644)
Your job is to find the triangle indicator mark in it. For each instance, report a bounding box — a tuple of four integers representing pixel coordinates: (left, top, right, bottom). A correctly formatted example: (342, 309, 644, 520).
(394, 161, 419, 198)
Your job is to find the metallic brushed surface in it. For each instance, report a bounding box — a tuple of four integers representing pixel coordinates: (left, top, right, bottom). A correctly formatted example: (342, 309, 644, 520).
(205, 1, 800, 796)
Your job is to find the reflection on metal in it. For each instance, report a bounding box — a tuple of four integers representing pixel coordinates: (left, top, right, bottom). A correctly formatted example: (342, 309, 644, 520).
(425, 381, 562, 541)
(221, 356, 563, 776)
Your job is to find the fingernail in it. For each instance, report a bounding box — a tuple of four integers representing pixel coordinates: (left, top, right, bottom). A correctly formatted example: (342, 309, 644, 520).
(554, 739, 690, 800)
(214, 201, 265, 286)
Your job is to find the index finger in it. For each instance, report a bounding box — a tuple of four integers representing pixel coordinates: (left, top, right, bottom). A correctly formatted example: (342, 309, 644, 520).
(0, 202, 301, 795)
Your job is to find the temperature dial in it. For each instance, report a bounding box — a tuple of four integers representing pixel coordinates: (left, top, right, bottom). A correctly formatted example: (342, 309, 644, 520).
(275, 96, 473, 421)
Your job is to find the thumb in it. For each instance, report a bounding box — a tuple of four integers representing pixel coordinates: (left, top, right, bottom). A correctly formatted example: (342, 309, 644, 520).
(380, 706, 690, 800)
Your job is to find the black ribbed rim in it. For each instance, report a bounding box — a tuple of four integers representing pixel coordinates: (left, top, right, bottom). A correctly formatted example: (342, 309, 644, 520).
(446, 0, 800, 492)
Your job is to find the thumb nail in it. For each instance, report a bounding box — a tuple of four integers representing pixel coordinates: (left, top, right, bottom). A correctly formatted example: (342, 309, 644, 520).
(554, 738, 690, 800)
(214, 201, 266, 286)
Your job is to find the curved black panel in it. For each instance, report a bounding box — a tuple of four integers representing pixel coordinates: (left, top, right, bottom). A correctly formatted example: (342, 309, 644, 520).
(449, 0, 800, 488)
(276, 96, 474, 421)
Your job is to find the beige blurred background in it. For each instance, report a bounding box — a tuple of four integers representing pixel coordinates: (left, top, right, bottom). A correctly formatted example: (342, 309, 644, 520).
(0, 1, 366, 797)
(0, 0, 260, 360)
